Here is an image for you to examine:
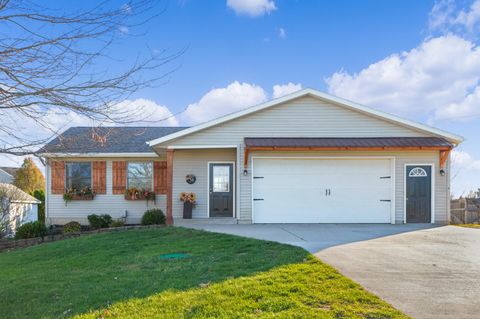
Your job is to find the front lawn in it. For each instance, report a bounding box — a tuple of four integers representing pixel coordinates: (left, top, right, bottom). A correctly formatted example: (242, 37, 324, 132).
(455, 224, 480, 229)
(0, 227, 407, 319)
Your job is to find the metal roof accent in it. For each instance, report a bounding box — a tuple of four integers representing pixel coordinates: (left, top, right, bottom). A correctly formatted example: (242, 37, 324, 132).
(244, 137, 454, 148)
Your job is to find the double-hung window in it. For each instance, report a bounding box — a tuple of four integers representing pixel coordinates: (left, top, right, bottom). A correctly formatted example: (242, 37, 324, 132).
(127, 162, 153, 190)
(65, 162, 92, 189)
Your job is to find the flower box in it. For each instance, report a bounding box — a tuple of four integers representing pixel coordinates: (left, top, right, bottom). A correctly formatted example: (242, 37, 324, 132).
(124, 188, 156, 202)
(63, 187, 96, 205)
(69, 194, 95, 200)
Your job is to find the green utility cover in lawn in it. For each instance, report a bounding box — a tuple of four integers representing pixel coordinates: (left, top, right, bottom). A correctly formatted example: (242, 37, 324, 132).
(159, 253, 191, 259)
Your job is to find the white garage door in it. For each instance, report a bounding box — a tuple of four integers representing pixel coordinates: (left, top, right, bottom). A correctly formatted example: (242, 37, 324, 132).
(252, 158, 393, 223)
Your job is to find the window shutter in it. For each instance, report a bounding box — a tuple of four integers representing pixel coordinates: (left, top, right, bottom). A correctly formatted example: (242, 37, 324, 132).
(92, 161, 106, 194)
(51, 161, 65, 194)
(154, 161, 167, 194)
(112, 161, 126, 194)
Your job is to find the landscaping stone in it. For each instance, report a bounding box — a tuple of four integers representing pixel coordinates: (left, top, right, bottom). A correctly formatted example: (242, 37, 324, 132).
(0, 224, 166, 252)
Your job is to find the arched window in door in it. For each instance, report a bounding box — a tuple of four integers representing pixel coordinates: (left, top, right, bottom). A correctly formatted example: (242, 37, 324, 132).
(408, 167, 428, 177)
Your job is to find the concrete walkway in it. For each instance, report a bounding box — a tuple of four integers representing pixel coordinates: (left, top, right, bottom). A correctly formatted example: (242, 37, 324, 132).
(182, 223, 480, 319)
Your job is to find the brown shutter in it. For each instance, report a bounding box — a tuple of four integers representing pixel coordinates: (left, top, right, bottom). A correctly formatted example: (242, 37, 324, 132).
(92, 161, 106, 194)
(112, 161, 126, 194)
(154, 161, 167, 194)
(51, 160, 65, 194)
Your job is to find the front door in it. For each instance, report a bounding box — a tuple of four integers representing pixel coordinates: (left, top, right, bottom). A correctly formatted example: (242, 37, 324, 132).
(406, 165, 432, 223)
(209, 163, 234, 217)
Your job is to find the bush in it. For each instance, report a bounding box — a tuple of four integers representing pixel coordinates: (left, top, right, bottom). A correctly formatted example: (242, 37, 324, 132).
(87, 214, 112, 229)
(15, 221, 47, 239)
(111, 220, 125, 228)
(63, 221, 81, 234)
(32, 189, 45, 223)
(141, 209, 166, 225)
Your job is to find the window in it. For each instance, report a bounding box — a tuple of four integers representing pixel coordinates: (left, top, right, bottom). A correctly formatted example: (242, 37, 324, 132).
(409, 167, 428, 177)
(66, 162, 92, 189)
(213, 165, 230, 192)
(127, 162, 153, 190)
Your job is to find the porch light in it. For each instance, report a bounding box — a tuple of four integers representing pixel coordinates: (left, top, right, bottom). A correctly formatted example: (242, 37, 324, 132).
(243, 169, 248, 176)
(439, 169, 446, 176)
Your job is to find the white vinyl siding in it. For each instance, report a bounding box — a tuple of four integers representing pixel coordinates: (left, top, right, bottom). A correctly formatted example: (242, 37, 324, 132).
(155, 96, 449, 224)
(46, 158, 166, 225)
(171, 149, 236, 220)
(162, 96, 429, 147)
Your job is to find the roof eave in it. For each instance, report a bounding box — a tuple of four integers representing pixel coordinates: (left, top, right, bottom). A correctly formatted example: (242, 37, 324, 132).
(39, 152, 158, 158)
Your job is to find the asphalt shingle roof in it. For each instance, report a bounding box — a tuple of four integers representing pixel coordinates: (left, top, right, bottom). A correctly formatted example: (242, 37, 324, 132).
(0, 167, 19, 177)
(40, 127, 188, 154)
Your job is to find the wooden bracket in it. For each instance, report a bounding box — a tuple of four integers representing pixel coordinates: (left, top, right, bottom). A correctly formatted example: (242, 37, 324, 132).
(439, 149, 451, 169)
(244, 147, 250, 168)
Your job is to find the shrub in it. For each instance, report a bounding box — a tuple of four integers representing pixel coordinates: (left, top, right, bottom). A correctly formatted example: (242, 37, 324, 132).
(87, 214, 112, 229)
(63, 221, 81, 234)
(111, 220, 125, 228)
(15, 221, 47, 239)
(32, 189, 45, 223)
(141, 209, 165, 225)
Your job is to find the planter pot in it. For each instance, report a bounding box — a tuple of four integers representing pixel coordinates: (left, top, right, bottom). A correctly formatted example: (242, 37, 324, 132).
(183, 202, 193, 219)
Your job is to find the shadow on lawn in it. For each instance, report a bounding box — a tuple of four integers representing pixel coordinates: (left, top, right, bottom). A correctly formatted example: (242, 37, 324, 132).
(0, 227, 310, 319)
(73, 256, 408, 319)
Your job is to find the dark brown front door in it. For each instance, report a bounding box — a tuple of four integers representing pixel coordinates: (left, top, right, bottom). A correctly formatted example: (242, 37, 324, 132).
(406, 165, 432, 223)
(209, 163, 234, 217)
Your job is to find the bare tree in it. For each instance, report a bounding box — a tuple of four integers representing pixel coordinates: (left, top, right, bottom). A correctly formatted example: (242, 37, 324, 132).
(0, 0, 182, 156)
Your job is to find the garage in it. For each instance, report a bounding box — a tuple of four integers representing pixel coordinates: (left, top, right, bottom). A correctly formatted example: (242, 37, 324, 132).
(252, 158, 394, 223)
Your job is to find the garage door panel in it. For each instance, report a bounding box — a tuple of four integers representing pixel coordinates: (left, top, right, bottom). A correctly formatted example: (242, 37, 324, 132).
(252, 158, 392, 223)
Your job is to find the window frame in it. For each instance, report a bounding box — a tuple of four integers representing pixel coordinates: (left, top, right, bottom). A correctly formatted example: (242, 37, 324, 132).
(126, 161, 154, 191)
(65, 161, 93, 190)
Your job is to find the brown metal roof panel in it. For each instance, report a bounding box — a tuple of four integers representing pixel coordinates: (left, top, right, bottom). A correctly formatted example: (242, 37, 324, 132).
(244, 137, 453, 148)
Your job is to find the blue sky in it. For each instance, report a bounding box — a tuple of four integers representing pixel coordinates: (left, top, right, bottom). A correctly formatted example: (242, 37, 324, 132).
(3, 0, 480, 196)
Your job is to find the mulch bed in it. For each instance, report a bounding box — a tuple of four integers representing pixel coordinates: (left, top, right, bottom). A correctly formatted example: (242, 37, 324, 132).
(0, 225, 166, 253)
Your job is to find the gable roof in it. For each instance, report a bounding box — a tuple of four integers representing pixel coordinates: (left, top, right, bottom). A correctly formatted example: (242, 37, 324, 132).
(0, 167, 19, 178)
(0, 183, 41, 204)
(40, 127, 188, 155)
(148, 88, 464, 146)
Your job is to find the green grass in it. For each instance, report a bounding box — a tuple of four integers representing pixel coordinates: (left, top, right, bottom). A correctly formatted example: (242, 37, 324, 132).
(0, 227, 408, 319)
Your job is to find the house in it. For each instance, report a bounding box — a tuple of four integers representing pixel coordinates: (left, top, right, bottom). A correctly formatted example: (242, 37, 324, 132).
(39, 89, 463, 225)
(0, 183, 40, 237)
(0, 167, 19, 184)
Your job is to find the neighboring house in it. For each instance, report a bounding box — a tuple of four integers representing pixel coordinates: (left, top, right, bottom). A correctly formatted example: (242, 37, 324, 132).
(0, 167, 19, 184)
(39, 89, 463, 225)
(0, 183, 40, 237)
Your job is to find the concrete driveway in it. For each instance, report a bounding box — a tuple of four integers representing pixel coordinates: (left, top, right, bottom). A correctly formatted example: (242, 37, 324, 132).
(182, 223, 480, 319)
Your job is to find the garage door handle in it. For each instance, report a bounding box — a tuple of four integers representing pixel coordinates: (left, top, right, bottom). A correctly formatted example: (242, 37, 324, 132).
(380, 199, 391, 202)
(253, 198, 264, 201)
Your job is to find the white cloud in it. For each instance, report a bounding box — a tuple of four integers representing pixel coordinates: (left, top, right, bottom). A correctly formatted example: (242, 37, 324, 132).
(429, 0, 456, 31)
(119, 26, 129, 34)
(326, 35, 480, 121)
(181, 81, 267, 125)
(278, 27, 286, 39)
(451, 150, 480, 196)
(272, 82, 302, 99)
(226, 0, 276, 17)
(112, 99, 178, 126)
(429, 0, 480, 33)
(434, 85, 480, 121)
